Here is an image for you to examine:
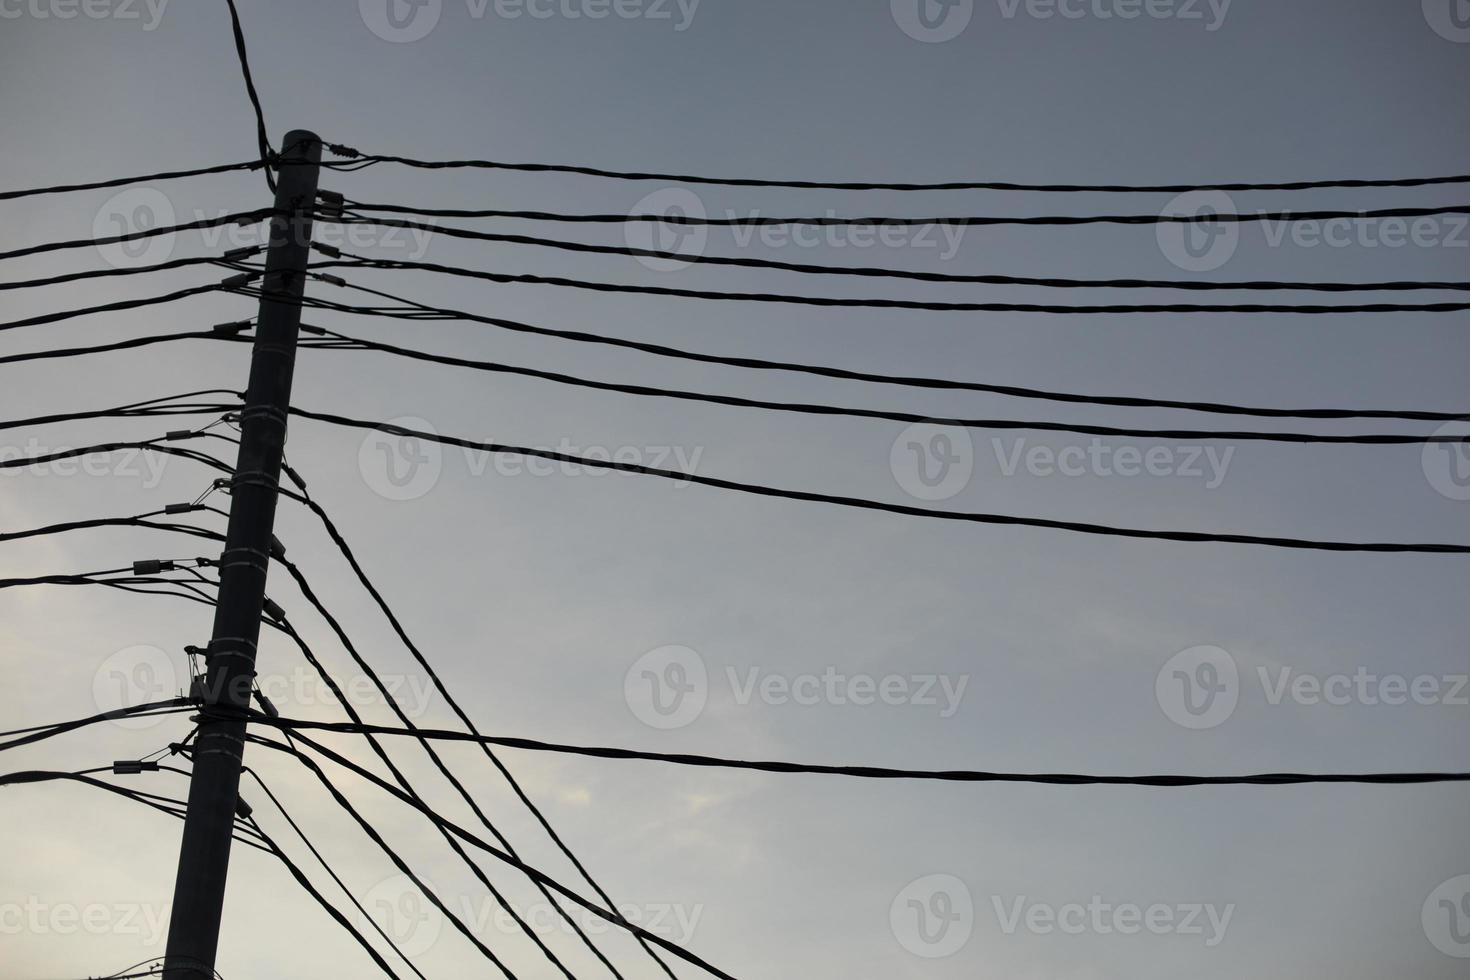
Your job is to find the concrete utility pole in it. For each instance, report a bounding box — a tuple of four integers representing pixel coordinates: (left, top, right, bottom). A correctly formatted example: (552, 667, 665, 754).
(162, 130, 321, 980)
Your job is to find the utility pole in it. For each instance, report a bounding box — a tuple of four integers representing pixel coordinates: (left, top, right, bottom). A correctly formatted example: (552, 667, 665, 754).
(162, 130, 320, 980)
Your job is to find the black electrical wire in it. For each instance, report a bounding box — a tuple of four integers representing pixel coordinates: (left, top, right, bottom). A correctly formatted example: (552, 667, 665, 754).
(270, 567, 599, 980)
(0, 251, 263, 292)
(242, 815, 403, 979)
(0, 701, 193, 752)
(0, 208, 274, 263)
(327, 211, 1470, 294)
(0, 331, 238, 367)
(246, 731, 739, 980)
(236, 763, 428, 980)
(342, 198, 1470, 231)
(310, 148, 1470, 193)
(288, 408, 1470, 554)
(0, 160, 263, 202)
(319, 253, 1470, 315)
(244, 716, 1470, 787)
(0, 392, 242, 434)
(284, 474, 679, 980)
(0, 284, 233, 332)
(301, 328, 1466, 445)
(222, 0, 275, 191)
(0, 511, 225, 548)
(0, 438, 236, 479)
(292, 277, 1468, 423)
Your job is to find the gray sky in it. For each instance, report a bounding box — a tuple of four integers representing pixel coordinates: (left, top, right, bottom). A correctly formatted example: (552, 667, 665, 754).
(2, 1, 1469, 977)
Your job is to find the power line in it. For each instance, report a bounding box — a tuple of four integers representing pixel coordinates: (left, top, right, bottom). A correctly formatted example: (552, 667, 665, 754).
(247, 731, 740, 980)
(339, 198, 1470, 230)
(292, 278, 1467, 423)
(285, 473, 680, 980)
(0, 251, 262, 293)
(326, 211, 1470, 294)
(297, 328, 1466, 445)
(315, 146, 1470, 193)
(0, 285, 235, 333)
(316, 254, 1470, 315)
(221, 0, 274, 190)
(241, 717, 1470, 788)
(288, 408, 1470, 554)
(0, 160, 262, 202)
(0, 208, 274, 263)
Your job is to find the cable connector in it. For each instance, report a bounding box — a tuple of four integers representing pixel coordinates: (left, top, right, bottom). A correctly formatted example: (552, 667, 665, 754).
(212, 319, 253, 336)
(317, 190, 345, 219)
(184, 644, 207, 659)
(325, 142, 361, 159)
(281, 462, 307, 491)
(234, 796, 253, 820)
(165, 502, 199, 515)
(164, 430, 194, 442)
(299, 323, 326, 336)
(112, 760, 161, 775)
(262, 597, 285, 623)
(269, 534, 286, 560)
(132, 559, 176, 576)
(253, 689, 280, 719)
(220, 272, 257, 289)
(314, 243, 342, 259)
(314, 273, 347, 288)
(221, 245, 259, 262)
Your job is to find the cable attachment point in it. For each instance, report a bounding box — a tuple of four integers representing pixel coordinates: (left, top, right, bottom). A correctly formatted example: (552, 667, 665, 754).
(314, 242, 342, 259)
(220, 272, 258, 289)
(213, 319, 253, 336)
(132, 559, 177, 576)
(317, 190, 345, 220)
(112, 760, 161, 775)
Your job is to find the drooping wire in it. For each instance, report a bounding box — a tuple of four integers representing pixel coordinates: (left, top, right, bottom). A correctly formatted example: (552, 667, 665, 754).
(221, 0, 275, 191)
(0, 208, 274, 263)
(0, 159, 262, 202)
(287, 408, 1470, 555)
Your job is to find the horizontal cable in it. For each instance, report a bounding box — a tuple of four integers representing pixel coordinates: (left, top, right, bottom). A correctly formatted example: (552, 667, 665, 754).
(290, 277, 1468, 423)
(320, 254, 1470, 315)
(0, 284, 228, 332)
(0, 160, 262, 202)
(342, 199, 1470, 230)
(0, 331, 228, 366)
(289, 408, 1470, 554)
(318, 148, 1470, 193)
(328, 212, 1470, 294)
(0, 207, 274, 263)
(306, 328, 1464, 445)
(244, 714, 1470, 787)
(0, 250, 261, 292)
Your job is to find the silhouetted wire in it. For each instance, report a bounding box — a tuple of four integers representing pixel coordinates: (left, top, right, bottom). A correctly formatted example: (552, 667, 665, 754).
(235, 762, 428, 980)
(284, 278, 1467, 422)
(0, 285, 234, 332)
(312, 147, 1470, 193)
(0, 512, 225, 547)
(222, 0, 275, 191)
(0, 252, 263, 292)
(318, 253, 1470, 315)
(242, 716, 1470, 787)
(246, 732, 740, 980)
(0, 392, 243, 434)
(300, 328, 1465, 445)
(0, 331, 238, 368)
(284, 474, 679, 980)
(269, 566, 598, 980)
(0, 701, 193, 751)
(0, 208, 274, 262)
(327, 211, 1470, 294)
(287, 408, 1470, 554)
(341, 198, 1470, 231)
(0, 160, 262, 202)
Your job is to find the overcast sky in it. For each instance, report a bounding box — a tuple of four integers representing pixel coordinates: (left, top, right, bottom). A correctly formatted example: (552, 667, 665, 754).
(2, 1, 1469, 978)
